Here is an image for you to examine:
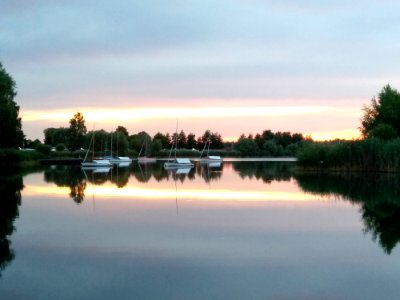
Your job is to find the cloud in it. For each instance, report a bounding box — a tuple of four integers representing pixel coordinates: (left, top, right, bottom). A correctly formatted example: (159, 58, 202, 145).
(1, 0, 399, 140)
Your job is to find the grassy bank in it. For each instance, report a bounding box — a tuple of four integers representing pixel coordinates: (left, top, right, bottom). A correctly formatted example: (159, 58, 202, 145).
(0, 149, 45, 167)
(297, 138, 400, 172)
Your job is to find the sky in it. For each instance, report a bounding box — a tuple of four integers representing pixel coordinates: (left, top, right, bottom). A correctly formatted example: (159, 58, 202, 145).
(1, 0, 400, 141)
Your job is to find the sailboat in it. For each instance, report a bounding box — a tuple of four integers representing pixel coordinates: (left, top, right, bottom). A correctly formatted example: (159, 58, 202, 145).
(164, 125, 194, 170)
(81, 132, 112, 170)
(138, 135, 157, 163)
(104, 131, 132, 165)
(200, 138, 223, 165)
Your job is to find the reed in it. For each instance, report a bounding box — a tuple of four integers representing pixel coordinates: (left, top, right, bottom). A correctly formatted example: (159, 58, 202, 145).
(297, 138, 400, 172)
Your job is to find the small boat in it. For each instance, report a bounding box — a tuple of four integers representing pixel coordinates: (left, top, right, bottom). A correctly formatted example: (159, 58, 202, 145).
(164, 122, 194, 170)
(137, 136, 157, 164)
(164, 158, 194, 169)
(200, 139, 223, 164)
(104, 155, 132, 164)
(82, 132, 112, 169)
(81, 159, 112, 169)
(103, 132, 132, 165)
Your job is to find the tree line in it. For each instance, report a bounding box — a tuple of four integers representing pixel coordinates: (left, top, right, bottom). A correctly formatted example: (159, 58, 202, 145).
(297, 85, 400, 171)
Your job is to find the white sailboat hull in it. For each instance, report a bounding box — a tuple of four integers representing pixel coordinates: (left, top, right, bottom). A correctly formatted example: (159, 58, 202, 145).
(81, 159, 113, 169)
(164, 158, 194, 169)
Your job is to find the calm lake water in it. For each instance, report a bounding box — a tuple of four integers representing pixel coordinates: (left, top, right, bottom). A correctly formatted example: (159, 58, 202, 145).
(1, 161, 400, 299)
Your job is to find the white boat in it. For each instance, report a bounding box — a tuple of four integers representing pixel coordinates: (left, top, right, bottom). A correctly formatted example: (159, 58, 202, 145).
(82, 133, 112, 169)
(81, 159, 112, 169)
(104, 132, 132, 165)
(137, 136, 156, 163)
(200, 155, 223, 163)
(104, 155, 132, 164)
(199, 139, 223, 164)
(164, 123, 194, 170)
(164, 158, 194, 169)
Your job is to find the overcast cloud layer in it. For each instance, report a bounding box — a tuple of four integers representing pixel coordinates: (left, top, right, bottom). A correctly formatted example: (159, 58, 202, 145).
(1, 0, 400, 138)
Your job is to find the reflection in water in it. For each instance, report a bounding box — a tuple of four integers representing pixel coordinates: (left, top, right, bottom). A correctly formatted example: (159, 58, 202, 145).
(232, 161, 294, 183)
(39, 162, 400, 254)
(296, 173, 400, 254)
(44, 166, 87, 204)
(0, 172, 24, 276)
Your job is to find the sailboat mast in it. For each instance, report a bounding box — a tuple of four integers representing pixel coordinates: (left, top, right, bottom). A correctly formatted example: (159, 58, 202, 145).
(110, 131, 113, 157)
(174, 120, 178, 159)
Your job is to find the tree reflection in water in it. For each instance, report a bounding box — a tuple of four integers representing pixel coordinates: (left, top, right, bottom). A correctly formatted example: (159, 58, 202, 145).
(295, 173, 400, 254)
(41, 162, 400, 254)
(0, 172, 23, 277)
(44, 166, 87, 204)
(232, 161, 295, 183)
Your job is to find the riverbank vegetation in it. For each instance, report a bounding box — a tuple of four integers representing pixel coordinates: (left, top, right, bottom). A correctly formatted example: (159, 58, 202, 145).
(297, 85, 400, 172)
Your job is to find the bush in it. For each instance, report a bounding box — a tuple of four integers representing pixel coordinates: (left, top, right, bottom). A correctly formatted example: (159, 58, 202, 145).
(35, 144, 52, 156)
(0, 148, 44, 164)
(55, 143, 66, 152)
(297, 138, 400, 172)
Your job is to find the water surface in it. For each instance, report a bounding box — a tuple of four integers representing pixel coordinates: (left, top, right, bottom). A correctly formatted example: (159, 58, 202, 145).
(0, 162, 399, 299)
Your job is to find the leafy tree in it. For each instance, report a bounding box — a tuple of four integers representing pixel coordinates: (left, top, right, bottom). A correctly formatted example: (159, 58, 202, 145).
(116, 126, 129, 138)
(177, 130, 187, 148)
(361, 85, 400, 139)
(234, 138, 258, 156)
(153, 132, 170, 149)
(0, 62, 24, 148)
(44, 127, 69, 146)
(198, 130, 224, 150)
(129, 131, 151, 153)
(209, 132, 224, 149)
(187, 133, 197, 149)
(111, 131, 129, 156)
(55, 143, 66, 152)
(151, 139, 162, 154)
(68, 112, 87, 150)
(263, 140, 278, 156)
(35, 144, 52, 155)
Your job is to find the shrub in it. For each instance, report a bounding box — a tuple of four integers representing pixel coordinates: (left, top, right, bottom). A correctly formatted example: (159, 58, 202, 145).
(35, 144, 52, 156)
(55, 143, 66, 152)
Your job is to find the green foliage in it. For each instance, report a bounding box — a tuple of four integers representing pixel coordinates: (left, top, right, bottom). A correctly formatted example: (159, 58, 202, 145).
(129, 131, 152, 154)
(116, 125, 129, 137)
(0, 62, 24, 148)
(111, 131, 129, 156)
(297, 138, 400, 172)
(44, 127, 68, 146)
(0, 149, 44, 164)
(35, 144, 52, 156)
(55, 143, 66, 152)
(361, 85, 400, 139)
(234, 138, 259, 157)
(153, 132, 170, 149)
(68, 112, 87, 150)
(235, 130, 303, 157)
(187, 133, 197, 149)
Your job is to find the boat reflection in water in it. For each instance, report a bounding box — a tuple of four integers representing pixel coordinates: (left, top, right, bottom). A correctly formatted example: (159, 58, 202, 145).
(39, 161, 400, 254)
(3, 161, 400, 299)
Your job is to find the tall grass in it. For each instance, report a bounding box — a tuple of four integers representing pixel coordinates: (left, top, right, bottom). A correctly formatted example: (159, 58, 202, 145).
(0, 149, 44, 166)
(297, 138, 400, 172)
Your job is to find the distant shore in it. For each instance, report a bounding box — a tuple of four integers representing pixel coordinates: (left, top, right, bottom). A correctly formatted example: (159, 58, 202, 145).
(162, 157, 297, 162)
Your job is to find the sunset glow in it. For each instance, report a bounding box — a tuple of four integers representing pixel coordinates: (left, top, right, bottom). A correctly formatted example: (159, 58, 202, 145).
(20, 105, 361, 141)
(21, 105, 333, 122)
(24, 184, 325, 203)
